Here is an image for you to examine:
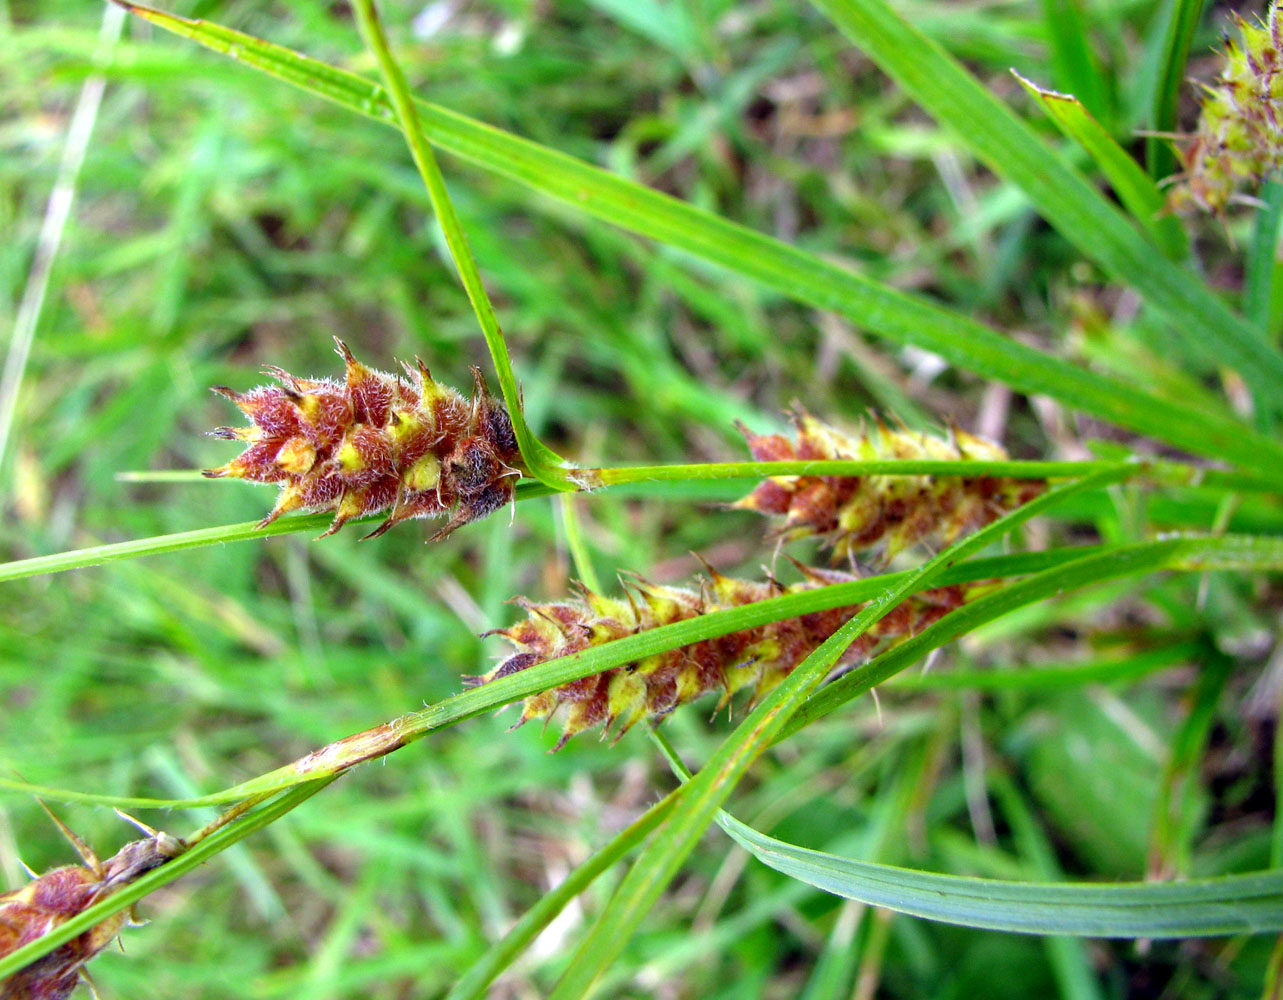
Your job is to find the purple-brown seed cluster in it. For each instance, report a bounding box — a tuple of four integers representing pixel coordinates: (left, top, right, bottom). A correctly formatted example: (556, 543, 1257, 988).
(205, 340, 523, 539)
(734, 412, 1046, 564)
(0, 817, 181, 1000)
(474, 565, 969, 749)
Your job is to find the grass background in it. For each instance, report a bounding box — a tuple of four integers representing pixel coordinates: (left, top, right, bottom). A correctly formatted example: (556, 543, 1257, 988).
(3, 0, 1282, 997)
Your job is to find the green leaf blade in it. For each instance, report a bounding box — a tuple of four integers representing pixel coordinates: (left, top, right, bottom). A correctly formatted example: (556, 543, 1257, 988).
(721, 813, 1283, 937)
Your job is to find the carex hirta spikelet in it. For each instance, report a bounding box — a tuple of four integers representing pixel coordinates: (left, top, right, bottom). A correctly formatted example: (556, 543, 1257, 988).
(1, 808, 181, 1000)
(472, 562, 970, 750)
(734, 411, 1045, 564)
(1169, 1, 1282, 214)
(205, 339, 523, 539)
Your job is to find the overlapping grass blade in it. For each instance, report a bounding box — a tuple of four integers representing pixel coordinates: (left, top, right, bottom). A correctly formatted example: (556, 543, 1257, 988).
(784, 531, 1283, 737)
(445, 788, 684, 1000)
(106, 2, 1283, 481)
(0, 546, 1107, 808)
(808, 0, 1283, 421)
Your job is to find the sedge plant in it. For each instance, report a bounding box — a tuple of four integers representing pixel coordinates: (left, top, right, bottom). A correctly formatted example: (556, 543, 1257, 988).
(3, 1, 1283, 998)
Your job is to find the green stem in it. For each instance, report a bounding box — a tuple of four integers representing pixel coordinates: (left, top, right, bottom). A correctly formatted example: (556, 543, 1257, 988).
(349, 0, 569, 487)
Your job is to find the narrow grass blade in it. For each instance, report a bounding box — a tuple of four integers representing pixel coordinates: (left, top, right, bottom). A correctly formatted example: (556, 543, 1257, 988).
(887, 641, 1199, 692)
(0, 4, 124, 489)
(445, 787, 683, 1000)
(1015, 72, 1186, 259)
(655, 737, 1282, 941)
(106, 1, 1283, 480)
(716, 812, 1283, 937)
(808, 0, 1283, 421)
(1147, 0, 1206, 181)
(0, 479, 557, 584)
(783, 532, 1283, 737)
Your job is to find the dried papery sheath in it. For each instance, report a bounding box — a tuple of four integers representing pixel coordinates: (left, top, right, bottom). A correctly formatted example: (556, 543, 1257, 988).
(472, 563, 970, 750)
(205, 340, 523, 539)
(734, 412, 1045, 565)
(1, 810, 182, 1000)
(1169, 1, 1282, 214)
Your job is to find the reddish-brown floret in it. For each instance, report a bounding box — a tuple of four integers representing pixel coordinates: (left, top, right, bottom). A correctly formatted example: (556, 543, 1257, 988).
(473, 565, 972, 749)
(205, 340, 525, 539)
(1, 813, 181, 1000)
(735, 411, 1046, 564)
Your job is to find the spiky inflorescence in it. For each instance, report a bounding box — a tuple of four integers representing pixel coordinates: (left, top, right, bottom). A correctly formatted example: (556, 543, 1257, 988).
(1169, 2, 1282, 214)
(1, 813, 181, 1000)
(473, 563, 970, 750)
(733, 412, 1045, 565)
(205, 340, 523, 539)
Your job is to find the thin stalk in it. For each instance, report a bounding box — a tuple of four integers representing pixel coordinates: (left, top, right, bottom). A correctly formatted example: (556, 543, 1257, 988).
(348, 0, 569, 486)
(6, 454, 1272, 586)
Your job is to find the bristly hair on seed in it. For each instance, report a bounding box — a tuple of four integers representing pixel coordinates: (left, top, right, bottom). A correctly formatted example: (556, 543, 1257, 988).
(733, 409, 1046, 566)
(469, 559, 972, 750)
(204, 339, 524, 540)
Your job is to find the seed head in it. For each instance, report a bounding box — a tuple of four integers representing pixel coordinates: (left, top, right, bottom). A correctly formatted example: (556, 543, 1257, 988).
(734, 411, 1045, 565)
(472, 564, 969, 750)
(205, 340, 524, 539)
(1169, 2, 1283, 214)
(1, 809, 182, 1000)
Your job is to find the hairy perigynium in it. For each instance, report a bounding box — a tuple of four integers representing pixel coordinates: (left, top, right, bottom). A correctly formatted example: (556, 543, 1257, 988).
(205, 340, 523, 539)
(0, 814, 181, 1000)
(473, 564, 970, 750)
(1170, 1, 1282, 214)
(735, 412, 1046, 564)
